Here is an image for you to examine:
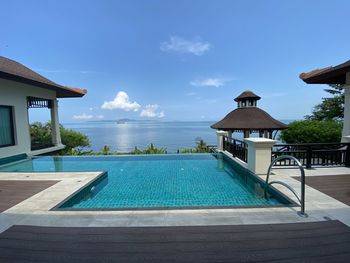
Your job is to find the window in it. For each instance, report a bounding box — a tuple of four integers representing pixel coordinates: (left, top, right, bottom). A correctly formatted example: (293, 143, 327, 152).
(0, 106, 15, 147)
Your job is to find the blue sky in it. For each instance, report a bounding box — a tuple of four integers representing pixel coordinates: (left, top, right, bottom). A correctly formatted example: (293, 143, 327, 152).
(1, 0, 349, 123)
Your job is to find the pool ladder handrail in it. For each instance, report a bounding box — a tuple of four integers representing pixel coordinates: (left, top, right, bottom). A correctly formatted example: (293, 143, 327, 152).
(265, 155, 307, 217)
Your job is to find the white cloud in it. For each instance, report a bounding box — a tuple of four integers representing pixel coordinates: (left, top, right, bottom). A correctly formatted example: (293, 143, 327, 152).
(89, 106, 98, 111)
(96, 115, 104, 119)
(72, 113, 93, 120)
(186, 92, 196, 96)
(160, 36, 211, 56)
(140, 104, 165, 118)
(190, 78, 230, 88)
(101, 91, 141, 111)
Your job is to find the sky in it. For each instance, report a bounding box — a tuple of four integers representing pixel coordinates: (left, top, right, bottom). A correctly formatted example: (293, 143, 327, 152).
(1, 0, 350, 123)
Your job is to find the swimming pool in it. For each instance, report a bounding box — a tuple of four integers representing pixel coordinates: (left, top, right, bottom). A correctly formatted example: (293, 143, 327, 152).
(0, 153, 293, 209)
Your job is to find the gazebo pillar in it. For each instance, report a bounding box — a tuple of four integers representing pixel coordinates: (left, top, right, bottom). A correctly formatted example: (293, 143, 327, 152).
(243, 130, 250, 138)
(342, 72, 350, 142)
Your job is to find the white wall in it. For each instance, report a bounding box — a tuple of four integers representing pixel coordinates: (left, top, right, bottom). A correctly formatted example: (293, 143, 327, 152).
(0, 78, 56, 159)
(342, 73, 350, 142)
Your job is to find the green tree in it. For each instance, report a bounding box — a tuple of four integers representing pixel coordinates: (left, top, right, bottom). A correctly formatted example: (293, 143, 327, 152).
(129, 144, 167, 154)
(142, 143, 167, 154)
(30, 122, 90, 154)
(180, 138, 210, 153)
(30, 122, 52, 149)
(101, 145, 111, 155)
(280, 120, 342, 143)
(60, 126, 90, 154)
(194, 137, 209, 153)
(305, 85, 344, 121)
(130, 146, 143, 154)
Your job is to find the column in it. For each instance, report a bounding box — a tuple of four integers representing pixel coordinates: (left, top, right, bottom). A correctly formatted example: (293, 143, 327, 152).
(50, 99, 62, 146)
(216, 130, 228, 151)
(244, 138, 276, 175)
(342, 73, 350, 142)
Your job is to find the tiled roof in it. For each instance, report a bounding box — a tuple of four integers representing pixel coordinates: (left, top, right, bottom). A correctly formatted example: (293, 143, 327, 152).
(0, 56, 87, 98)
(300, 60, 350, 84)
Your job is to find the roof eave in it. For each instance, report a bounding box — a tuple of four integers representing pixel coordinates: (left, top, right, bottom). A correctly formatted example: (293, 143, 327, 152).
(0, 71, 86, 98)
(300, 71, 347, 84)
(211, 127, 287, 130)
(300, 61, 350, 85)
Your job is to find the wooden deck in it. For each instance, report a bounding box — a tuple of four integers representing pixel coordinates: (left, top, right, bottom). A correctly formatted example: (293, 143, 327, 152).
(296, 175, 350, 206)
(0, 180, 58, 212)
(0, 220, 349, 262)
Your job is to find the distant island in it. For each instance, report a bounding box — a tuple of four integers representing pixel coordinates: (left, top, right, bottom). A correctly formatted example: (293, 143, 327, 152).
(87, 118, 136, 123)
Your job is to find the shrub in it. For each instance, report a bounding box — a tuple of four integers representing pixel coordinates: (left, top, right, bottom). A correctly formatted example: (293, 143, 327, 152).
(60, 127, 90, 154)
(30, 122, 90, 154)
(194, 137, 209, 153)
(130, 144, 167, 154)
(180, 138, 210, 153)
(101, 145, 111, 155)
(30, 122, 52, 148)
(279, 120, 342, 143)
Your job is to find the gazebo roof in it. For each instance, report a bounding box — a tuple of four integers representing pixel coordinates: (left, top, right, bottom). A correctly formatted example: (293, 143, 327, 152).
(211, 107, 287, 131)
(234, 90, 261, 102)
(300, 59, 350, 84)
(0, 56, 87, 98)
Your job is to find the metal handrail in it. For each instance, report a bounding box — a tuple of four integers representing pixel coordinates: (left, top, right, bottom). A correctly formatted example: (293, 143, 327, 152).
(265, 155, 307, 217)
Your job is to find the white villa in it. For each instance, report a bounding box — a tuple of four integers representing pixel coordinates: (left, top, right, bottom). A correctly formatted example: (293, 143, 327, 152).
(0, 56, 86, 160)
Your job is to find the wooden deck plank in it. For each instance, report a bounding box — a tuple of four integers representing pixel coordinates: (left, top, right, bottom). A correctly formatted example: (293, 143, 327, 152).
(1, 224, 347, 243)
(295, 174, 350, 206)
(0, 180, 58, 212)
(0, 221, 349, 262)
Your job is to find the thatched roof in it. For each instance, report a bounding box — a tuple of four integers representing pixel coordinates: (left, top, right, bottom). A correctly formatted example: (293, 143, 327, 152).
(300, 59, 350, 84)
(234, 90, 261, 102)
(211, 107, 287, 131)
(0, 56, 87, 98)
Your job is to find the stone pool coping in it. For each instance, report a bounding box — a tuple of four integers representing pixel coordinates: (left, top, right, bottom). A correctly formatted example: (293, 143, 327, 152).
(0, 165, 350, 234)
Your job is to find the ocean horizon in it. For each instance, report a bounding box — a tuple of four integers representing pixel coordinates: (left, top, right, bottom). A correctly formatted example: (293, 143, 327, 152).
(63, 120, 294, 153)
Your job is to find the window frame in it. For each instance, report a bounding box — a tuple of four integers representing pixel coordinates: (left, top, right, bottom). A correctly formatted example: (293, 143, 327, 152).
(0, 105, 16, 148)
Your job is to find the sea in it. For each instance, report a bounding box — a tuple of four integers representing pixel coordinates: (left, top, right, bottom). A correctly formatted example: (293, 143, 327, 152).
(63, 120, 292, 153)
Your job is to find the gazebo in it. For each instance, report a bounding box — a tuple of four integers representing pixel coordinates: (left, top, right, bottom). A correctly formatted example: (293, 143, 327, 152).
(211, 90, 287, 139)
(300, 59, 350, 142)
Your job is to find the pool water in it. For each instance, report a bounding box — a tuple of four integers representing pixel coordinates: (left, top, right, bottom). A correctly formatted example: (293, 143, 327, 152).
(0, 153, 292, 209)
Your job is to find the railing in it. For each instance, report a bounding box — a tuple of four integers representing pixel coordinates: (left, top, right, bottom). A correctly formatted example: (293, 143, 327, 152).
(223, 136, 247, 162)
(272, 142, 350, 168)
(265, 155, 307, 217)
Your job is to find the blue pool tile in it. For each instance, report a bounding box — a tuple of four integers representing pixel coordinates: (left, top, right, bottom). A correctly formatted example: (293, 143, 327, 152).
(0, 153, 291, 209)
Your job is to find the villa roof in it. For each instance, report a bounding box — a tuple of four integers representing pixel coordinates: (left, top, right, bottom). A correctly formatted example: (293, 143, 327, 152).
(234, 90, 261, 102)
(300, 59, 350, 84)
(211, 107, 287, 131)
(0, 56, 87, 98)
